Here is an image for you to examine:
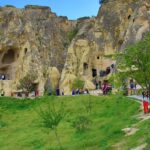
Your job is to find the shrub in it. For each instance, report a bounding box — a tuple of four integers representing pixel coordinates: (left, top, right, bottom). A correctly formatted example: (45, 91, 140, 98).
(71, 78, 85, 90)
(71, 116, 92, 133)
(67, 27, 79, 42)
(38, 102, 66, 149)
(18, 73, 37, 93)
(82, 94, 92, 114)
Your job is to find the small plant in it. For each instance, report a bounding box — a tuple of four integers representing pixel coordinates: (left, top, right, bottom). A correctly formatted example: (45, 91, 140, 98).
(71, 116, 92, 133)
(82, 94, 92, 114)
(71, 78, 85, 90)
(38, 102, 66, 149)
(44, 78, 53, 95)
(0, 114, 7, 128)
(67, 27, 79, 42)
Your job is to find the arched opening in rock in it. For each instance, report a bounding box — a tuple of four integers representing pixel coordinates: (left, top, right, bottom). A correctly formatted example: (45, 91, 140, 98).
(83, 63, 88, 75)
(24, 48, 28, 54)
(97, 56, 100, 59)
(2, 49, 15, 64)
(128, 15, 131, 19)
(0, 65, 10, 80)
(100, 70, 106, 77)
(118, 39, 124, 45)
(83, 63, 88, 70)
(92, 69, 97, 77)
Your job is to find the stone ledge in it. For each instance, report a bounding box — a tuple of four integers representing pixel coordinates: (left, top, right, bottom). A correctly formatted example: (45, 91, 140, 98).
(24, 5, 50, 10)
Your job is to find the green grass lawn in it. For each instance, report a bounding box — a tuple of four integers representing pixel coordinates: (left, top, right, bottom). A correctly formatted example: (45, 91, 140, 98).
(0, 95, 145, 150)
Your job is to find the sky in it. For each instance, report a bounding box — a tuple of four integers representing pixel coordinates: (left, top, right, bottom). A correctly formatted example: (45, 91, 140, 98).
(0, 0, 100, 20)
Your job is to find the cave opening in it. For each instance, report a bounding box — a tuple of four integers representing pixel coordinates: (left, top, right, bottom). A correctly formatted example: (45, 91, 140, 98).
(0, 66, 10, 80)
(92, 69, 97, 77)
(83, 63, 88, 75)
(128, 15, 131, 19)
(24, 48, 28, 54)
(83, 63, 88, 70)
(2, 49, 15, 64)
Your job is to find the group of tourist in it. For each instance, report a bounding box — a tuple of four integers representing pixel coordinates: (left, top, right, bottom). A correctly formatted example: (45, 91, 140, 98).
(72, 88, 89, 95)
(54, 87, 89, 96)
(93, 78, 112, 95)
(102, 80, 112, 95)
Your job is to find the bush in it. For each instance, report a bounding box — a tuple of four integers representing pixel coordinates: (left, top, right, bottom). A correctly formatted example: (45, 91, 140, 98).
(71, 116, 92, 132)
(67, 27, 79, 42)
(71, 78, 85, 90)
(38, 102, 66, 149)
(18, 73, 37, 93)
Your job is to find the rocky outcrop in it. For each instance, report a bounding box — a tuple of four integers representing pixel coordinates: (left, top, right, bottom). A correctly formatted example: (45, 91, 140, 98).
(0, 5, 75, 95)
(1, 0, 150, 95)
(60, 0, 150, 94)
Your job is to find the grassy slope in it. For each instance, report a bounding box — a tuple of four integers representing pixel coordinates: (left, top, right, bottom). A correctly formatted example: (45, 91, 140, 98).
(0, 95, 143, 150)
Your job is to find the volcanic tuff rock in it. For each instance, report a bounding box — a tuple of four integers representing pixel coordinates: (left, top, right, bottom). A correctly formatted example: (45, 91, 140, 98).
(0, 0, 150, 95)
(60, 0, 150, 94)
(0, 5, 75, 95)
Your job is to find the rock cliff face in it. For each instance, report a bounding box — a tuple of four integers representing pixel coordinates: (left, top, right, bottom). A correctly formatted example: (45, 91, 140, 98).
(0, 0, 150, 95)
(60, 0, 150, 94)
(0, 5, 75, 95)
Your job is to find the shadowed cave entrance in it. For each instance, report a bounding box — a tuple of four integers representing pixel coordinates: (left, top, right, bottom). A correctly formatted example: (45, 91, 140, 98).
(92, 69, 97, 77)
(0, 49, 18, 80)
(83, 63, 88, 75)
(2, 49, 15, 64)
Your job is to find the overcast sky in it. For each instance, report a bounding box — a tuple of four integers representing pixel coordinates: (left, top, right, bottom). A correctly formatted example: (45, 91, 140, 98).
(0, 0, 100, 20)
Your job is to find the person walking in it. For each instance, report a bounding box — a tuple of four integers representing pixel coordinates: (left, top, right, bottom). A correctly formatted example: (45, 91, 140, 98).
(102, 81, 108, 95)
(143, 91, 149, 114)
(129, 79, 134, 95)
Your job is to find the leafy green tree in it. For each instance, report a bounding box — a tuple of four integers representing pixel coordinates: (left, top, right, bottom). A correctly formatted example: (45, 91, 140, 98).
(71, 78, 85, 90)
(38, 102, 66, 149)
(118, 33, 150, 94)
(18, 73, 37, 93)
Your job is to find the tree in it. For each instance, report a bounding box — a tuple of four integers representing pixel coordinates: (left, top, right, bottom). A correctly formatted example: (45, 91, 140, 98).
(38, 102, 66, 149)
(118, 33, 150, 95)
(18, 73, 37, 93)
(71, 78, 85, 90)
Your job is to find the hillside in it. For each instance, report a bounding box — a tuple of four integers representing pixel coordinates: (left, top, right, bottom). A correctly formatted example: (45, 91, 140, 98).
(1, 95, 149, 150)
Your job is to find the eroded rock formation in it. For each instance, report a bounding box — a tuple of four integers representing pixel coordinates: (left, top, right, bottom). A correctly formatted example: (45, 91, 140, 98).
(0, 0, 150, 95)
(60, 0, 150, 94)
(0, 5, 75, 95)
